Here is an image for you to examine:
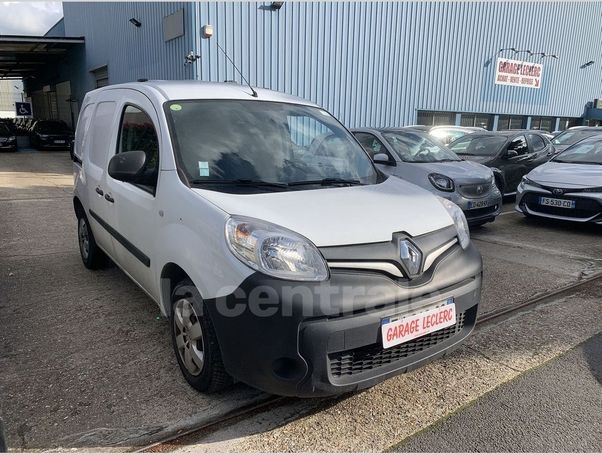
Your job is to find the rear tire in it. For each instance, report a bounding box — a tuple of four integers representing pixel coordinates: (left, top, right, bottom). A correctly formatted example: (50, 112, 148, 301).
(77, 213, 107, 269)
(170, 279, 233, 393)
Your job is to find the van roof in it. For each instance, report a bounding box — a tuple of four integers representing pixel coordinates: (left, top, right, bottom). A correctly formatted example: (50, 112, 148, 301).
(87, 80, 318, 107)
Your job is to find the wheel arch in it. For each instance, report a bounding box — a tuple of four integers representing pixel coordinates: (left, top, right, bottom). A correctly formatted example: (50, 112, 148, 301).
(73, 196, 85, 218)
(160, 262, 195, 317)
(491, 167, 506, 194)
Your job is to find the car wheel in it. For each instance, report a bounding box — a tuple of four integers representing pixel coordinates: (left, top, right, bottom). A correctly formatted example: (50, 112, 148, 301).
(170, 279, 232, 393)
(77, 214, 106, 269)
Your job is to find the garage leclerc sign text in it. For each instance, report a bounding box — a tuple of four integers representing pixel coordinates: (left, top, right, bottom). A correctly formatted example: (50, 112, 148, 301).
(495, 57, 543, 89)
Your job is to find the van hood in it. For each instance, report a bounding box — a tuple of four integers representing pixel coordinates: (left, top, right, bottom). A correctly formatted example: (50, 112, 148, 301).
(193, 177, 454, 247)
(528, 161, 602, 188)
(403, 160, 493, 183)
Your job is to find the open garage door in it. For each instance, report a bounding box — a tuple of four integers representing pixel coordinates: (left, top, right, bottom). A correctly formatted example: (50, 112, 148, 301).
(0, 35, 84, 127)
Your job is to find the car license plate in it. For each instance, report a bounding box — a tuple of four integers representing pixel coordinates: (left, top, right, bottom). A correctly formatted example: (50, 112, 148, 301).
(539, 196, 575, 209)
(468, 199, 490, 209)
(381, 298, 456, 349)
(54, 140, 66, 144)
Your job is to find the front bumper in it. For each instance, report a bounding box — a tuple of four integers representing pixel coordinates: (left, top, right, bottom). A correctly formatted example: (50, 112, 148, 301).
(446, 191, 502, 225)
(205, 242, 482, 397)
(516, 182, 602, 224)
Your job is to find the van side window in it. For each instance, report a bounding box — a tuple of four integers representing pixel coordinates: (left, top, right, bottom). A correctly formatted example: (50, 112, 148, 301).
(90, 102, 117, 167)
(74, 104, 93, 159)
(117, 105, 159, 193)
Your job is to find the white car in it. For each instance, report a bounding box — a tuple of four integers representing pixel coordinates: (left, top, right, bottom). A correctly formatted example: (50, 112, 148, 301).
(72, 81, 482, 397)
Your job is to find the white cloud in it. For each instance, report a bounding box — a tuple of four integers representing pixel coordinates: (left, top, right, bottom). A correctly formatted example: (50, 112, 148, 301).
(0, 2, 63, 36)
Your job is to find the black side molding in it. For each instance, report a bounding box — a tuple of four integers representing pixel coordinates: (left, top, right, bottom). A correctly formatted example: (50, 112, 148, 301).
(88, 209, 151, 267)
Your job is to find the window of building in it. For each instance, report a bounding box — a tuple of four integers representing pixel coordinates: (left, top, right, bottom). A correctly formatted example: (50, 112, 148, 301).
(530, 116, 554, 132)
(460, 113, 493, 130)
(92, 66, 109, 88)
(117, 105, 159, 193)
(498, 115, 525, 131)
(558, 117, 582, 131)
(416, 111, 455, 127)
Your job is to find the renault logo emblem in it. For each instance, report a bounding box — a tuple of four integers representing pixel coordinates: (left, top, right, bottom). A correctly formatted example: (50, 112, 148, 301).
(399, 240, 423, 277)
(552, 188, 564, 196)
(476, 185, 484, 194)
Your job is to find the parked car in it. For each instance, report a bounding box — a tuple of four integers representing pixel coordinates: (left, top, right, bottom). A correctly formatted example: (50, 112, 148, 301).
(550, 126, 602, 155)
(72, 81, 482, 397)
(30, 120, 74, 150)
(427, 126, 487, 146)
(516, 136, 602, 224)
(0, 123, 17, 152)
(448, 130, 554, 196)
(352, 127, 501, 226)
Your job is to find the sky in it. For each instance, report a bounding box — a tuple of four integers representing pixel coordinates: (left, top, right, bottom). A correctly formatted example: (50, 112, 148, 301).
(0, 2, 63, 36)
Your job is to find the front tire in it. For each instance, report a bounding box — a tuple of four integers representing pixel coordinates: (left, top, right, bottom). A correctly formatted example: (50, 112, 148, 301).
(77, 214, 106, 269)
(170, 279, 232, 393)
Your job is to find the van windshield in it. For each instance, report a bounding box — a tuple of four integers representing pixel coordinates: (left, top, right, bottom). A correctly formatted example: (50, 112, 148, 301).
(164, 100, 380, 192)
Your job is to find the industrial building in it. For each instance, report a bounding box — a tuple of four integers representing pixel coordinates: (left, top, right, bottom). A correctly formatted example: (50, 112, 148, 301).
(3, 1, 602, 130)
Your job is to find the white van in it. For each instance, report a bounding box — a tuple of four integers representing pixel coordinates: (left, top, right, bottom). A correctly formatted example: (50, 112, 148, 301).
(72, 81, 482, 397)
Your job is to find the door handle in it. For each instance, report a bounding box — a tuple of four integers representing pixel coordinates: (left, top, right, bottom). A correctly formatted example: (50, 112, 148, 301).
(104, 193, 114, 203)
(95, 186, 104, 196)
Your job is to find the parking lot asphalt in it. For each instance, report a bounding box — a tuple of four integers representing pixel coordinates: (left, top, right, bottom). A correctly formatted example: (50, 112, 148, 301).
(0, 151, 600, 451)
(392, 333, 602, 452)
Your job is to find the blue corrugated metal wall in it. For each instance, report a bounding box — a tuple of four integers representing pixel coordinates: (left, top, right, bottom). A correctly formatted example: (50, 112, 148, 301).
(63, 2, 601, 127)
(190, 1, 601, 127)
(62, 2, 196, 92)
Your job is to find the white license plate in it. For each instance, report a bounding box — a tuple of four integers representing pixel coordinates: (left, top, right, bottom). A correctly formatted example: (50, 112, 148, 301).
(381, 298, 456, 349)
(468, 200, 490, 209)
(54, 140, 66, 144)
(539, 196, 575, 209)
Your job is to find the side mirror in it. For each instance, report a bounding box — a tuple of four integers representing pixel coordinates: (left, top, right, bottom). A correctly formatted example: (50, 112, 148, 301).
(108, 150, 147, 182)
(505, 149, 518, 159)
(373, 152, 393, 165)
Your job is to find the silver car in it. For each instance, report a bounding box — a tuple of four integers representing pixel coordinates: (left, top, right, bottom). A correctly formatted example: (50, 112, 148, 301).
(550, 126, 602, 155)
(353, 127, 502, 226)
(516, 136, 602, 224)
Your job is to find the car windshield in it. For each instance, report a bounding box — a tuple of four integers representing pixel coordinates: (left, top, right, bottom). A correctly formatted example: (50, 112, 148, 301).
(553, 140, 602, 165)
(552, 130, 597, 146)
(381, 131, 461, 162)
(449, 135, 507, 156)
(0, 124, 11, 135)
(164, 100, 379, 191)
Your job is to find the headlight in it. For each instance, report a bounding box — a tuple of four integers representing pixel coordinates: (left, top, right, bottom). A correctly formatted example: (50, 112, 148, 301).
(428, 173, 455, 192)
(8, 136, 16, 142)
(437, 197, 470, 249)
(39, 134, 49, 139)
(522, 176, 541, 188)
(226, 216, 329, 281)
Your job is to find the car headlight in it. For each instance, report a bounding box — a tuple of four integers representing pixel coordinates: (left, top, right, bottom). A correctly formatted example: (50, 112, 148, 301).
(39, 134, 49, 139)
(226, 216, 329, 281)
(437, 197, 470, 249)
(522, 176, 541, 188)
(8, 136, 16, 142)
(428, 173, 455, 192)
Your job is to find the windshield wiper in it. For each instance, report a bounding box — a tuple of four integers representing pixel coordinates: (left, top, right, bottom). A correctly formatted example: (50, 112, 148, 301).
(288, 178, 363, 187)
(190, 178, 289, 188)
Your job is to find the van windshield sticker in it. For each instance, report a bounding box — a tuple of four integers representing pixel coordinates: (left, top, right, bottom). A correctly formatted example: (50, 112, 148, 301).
(198, 161, 210, 176)
(170, 104, 182, 111)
